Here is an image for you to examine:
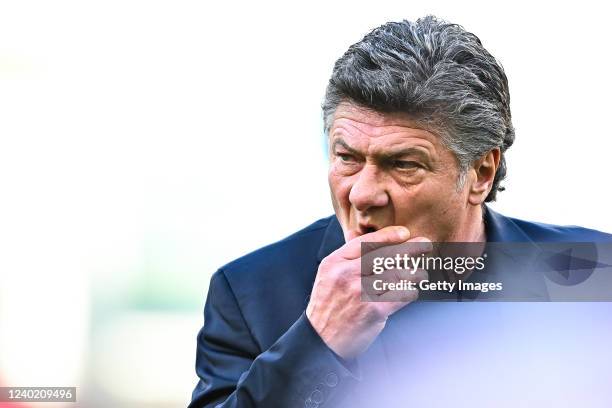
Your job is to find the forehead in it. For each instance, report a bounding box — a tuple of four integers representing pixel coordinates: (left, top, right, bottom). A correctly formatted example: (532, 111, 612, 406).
(329, 102, 442, 151)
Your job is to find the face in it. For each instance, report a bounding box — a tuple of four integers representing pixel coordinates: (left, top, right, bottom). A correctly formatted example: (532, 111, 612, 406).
(328, 102, 481, 243)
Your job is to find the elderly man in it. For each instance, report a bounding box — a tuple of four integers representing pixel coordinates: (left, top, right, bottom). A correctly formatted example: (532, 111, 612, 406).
(189, 16, 611, 408)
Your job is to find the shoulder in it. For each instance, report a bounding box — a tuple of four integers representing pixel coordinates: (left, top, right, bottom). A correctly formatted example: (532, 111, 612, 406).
(210, 216, 337, 342)
(507, 216, 612, 242)
(219, 215, 334, 275)
(215, 216, 337, 306)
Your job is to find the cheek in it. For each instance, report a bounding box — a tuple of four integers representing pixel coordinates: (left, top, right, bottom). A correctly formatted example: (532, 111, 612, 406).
(390, 179, 458, 221)
(328, 168, 353, 203)
(388, 183, 423, 213)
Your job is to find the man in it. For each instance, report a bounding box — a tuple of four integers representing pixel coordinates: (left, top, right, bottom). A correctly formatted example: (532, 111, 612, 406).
(189, 16, 611, 407)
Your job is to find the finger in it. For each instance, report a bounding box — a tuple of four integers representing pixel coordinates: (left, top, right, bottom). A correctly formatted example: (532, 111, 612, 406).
(360, 237, 434, 276)
(340, 226, 411, 260)
(361, 267, 428, 296)
(345, 229, 361, 243)
(375, 273, 425, 311)
(376, 238, 433, 259)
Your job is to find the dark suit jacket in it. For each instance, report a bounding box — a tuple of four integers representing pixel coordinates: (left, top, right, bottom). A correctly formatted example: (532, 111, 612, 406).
(188, 207, 612, 408)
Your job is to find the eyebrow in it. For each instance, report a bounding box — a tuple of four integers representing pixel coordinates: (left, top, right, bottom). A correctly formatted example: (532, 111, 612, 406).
(332, 139, 361, 156)
(331, 138, 432, 163)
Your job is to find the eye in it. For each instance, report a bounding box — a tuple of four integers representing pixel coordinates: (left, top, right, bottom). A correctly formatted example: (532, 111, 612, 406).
(337, 153, 357, 163)
(392, 160, 420, 170)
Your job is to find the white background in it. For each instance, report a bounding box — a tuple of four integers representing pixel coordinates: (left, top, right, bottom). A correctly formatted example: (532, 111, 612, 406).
(1, 1, 611, 406)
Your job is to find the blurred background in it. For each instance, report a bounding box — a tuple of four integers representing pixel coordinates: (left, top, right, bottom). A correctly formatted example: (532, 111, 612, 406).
(1, 1, 611, 407)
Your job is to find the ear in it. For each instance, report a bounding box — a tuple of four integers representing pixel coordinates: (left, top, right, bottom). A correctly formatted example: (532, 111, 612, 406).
(468, 148, 501, 205)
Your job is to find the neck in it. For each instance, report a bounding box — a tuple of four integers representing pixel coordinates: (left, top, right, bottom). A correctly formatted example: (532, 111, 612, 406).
(451, 204, 486, 243)
(439, 205, 487, 284)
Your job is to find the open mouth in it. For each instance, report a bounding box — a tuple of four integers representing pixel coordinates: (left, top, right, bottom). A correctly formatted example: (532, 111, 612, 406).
(359, 225, 378, 235)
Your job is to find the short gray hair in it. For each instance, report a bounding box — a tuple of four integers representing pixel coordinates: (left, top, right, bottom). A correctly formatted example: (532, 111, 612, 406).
(322, 15, 514, 202)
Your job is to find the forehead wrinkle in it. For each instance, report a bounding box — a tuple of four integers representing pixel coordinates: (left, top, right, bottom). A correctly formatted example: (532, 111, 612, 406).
(330, 103, 444, 159)
(332, 118, 438, 142)
(333, 100, 418, 126)
(370, 134, 436, 152)
(332, 125, 439, 159)
(332, 117, 426, 140)
(332, 101, 436, 134)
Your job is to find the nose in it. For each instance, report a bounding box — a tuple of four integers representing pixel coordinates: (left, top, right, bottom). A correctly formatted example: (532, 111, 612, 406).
(348, 163, 389, 212)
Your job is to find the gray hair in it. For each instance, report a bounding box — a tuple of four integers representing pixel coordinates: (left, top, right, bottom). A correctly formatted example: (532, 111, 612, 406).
(322, 15, 514, 202)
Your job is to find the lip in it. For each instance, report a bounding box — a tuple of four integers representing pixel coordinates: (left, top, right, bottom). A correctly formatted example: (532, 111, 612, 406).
(357, 223, 381, 235)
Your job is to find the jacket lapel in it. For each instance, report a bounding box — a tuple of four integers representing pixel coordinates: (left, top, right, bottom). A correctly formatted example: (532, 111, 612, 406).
(316, 215, 346, 262)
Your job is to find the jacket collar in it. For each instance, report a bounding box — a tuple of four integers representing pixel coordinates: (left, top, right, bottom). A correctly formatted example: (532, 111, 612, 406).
(483, 205, 533, 242)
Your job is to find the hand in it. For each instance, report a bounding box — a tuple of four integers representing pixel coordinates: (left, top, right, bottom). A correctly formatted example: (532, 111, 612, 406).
(306, 226, 431, 360)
